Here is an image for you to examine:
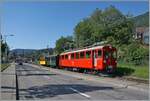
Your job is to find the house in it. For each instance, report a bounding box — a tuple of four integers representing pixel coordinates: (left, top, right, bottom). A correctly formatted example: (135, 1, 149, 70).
(135, 27, 149, 45)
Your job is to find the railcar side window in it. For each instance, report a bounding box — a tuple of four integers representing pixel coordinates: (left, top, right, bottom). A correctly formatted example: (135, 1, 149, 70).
(98, 50, 102, 57)
(86, 51, 91, 58)
(62, 55, 64, 60)
(65, 55, 68, 59)
(76, 53, 79, 59)
(80, 52, 84, 58)
(71, 53, 74, 59)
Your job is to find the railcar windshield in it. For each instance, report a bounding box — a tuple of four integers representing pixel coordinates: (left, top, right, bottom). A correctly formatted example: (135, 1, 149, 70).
(104, 50, 117, 59)
(104, 51, 110, 59)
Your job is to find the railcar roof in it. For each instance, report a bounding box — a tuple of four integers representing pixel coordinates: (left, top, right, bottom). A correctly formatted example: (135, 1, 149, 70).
(60, 45, 111, 55)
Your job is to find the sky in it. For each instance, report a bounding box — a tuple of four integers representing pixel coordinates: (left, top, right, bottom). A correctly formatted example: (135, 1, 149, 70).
(1, 1, 149, 49)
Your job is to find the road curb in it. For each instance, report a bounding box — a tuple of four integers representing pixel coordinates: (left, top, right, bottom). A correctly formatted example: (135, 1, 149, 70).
(123, 76, 149, 84)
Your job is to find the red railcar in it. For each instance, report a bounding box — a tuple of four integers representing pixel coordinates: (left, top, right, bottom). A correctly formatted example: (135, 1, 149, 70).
(59, 45, 117, 72)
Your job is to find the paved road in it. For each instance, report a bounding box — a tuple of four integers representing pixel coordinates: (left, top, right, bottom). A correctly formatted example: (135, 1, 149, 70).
(1, 63, 149, 100)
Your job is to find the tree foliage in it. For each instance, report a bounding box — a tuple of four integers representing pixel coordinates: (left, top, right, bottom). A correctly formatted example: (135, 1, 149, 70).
(1, 35, 9, 62)
(74, 6, 134, 48)
(55, 36, 74, 54)
(55, 5, 149, 65)
(125, 42, 149, 65)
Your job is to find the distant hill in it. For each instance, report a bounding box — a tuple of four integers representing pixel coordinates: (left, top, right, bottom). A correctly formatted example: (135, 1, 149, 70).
(10, 49, 37, 55)
(10, 48, 54, 55)
(132, 11, 149, 27)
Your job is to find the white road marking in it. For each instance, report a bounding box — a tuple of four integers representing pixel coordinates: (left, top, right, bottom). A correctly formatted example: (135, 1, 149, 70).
(69, 87, 91, 98)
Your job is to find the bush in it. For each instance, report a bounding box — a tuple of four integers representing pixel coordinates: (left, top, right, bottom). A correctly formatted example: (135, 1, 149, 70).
(125, 42, 149, 65)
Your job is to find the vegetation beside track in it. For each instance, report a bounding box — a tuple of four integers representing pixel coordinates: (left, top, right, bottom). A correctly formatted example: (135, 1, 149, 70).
(1, 63, 10, 72)
(115, 62, 149, 79)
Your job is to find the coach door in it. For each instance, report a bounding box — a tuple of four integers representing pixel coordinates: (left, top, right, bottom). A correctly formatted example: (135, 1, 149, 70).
(93, 50, 97, 68)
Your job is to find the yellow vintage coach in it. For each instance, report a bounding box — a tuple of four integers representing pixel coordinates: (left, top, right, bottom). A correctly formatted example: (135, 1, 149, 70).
(39, 56, 46, 65)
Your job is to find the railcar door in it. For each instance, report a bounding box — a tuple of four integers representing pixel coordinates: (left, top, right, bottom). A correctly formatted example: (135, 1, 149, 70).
(93, 50, 97, 68)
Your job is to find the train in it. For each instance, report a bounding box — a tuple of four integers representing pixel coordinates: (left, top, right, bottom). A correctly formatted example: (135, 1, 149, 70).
(39, 45, 117, 73)
(39, 56, 46, 65)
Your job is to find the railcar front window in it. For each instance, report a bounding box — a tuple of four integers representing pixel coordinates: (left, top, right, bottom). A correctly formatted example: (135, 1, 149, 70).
(104, 51, 111, 59)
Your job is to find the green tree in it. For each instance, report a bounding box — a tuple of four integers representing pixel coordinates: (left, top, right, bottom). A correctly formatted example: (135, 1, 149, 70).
(125, 42, 149, 65)
(55, 36, 74, 54)
(73, 5, 134, 48)
(1, 36, 9, 63)
(74, 18, 94, 48)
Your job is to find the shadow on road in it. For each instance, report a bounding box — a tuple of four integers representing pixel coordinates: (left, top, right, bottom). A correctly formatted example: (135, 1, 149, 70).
(112, 66, 135, 77)
(19, 84, 114, 99)
(102, 67, 135, 78)
(24, 73, 57, 76)
(1, 86, 16, 89)
(16, 69, 41, 72)
(17, 72, 57, 76)
(96, 66, 135, 78)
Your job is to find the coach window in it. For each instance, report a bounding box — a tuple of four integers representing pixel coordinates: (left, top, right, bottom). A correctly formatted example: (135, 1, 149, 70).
(80, 51, 84, 58)
(76, 52, 79, 59)
(98, 50, 102, 58)
(62, 55, 64, 60)
(71, 53, 74, 59)
(65, 55, 68, 59)
(86, 51, 91, 58)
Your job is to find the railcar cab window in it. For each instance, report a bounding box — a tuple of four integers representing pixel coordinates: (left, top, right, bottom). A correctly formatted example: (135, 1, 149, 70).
(86, 51, 91, 58)
(80, 51, 84, 58)
(76, 52, 79, 59)
(65, 55, 68, 59)
(71, 53, 74, 59)
(104, 51, 111, 59)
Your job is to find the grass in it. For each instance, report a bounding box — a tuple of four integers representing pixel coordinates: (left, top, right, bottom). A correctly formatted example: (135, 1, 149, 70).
(116, 62, 149, 79)
(1, 63, 10, 72)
